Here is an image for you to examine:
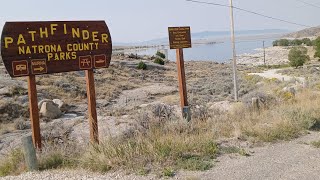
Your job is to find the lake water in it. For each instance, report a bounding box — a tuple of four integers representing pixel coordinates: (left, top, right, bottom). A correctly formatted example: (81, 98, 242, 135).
(133, 39, 274, 63)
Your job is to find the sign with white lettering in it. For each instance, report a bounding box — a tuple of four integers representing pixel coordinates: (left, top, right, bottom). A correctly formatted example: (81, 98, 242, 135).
(1, 21, 112, 77)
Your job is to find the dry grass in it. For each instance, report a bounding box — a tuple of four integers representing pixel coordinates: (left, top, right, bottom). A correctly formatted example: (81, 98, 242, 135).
(218, 90, 320, 142)
(311, 140, 320, 148)
(80, 120, 218, 174)
(0, 149, 25, 177)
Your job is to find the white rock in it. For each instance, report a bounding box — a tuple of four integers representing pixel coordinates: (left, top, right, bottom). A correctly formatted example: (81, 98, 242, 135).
(53, 99, 67, 112)
(39, 101, 62, 119)
(38, 99, 52, 109)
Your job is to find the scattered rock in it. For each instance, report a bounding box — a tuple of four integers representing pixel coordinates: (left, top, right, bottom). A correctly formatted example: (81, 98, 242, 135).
(39, 101, 62, 119)
(0, 101, 28, 123)
(0, 87, 10, 96)
(38, 99, 53, 109)
(208, 101, 232, 112)
(282, 86, 297, 96)
(14, 118, 30, 130)
(53, 99, 68, 112)
(70, 116, 134, 143)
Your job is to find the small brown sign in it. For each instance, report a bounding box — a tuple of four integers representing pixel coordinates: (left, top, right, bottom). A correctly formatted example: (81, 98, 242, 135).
(31, 59, 47, 75)
(12, 60, 29, 76)
(79, 55, 93, 70)
(1, 21, 112, 77)
(168, 26, 192, 49)
(94, 54, 107, 68)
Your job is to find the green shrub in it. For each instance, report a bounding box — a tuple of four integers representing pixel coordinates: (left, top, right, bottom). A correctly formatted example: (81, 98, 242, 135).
(273, 39, 290, 46)
(311, 140, 320, 148)
(288, 47, 310, 68)
(176, 156, 212, 171)
(154, 58, 165, 65)
(291, 39, 303, 46)
(137, 61, 147, 70)
(156, 51, 166, 59)
(314, 37, 320, 59)
(273, 38, 312, 47)
(162, 167, 175, 177)
(302, 38, 312, 46)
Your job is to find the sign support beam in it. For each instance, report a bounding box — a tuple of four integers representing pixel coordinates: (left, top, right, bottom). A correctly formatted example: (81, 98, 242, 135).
(85, 69, 99, 144)
(27, 75, 41, 149)
(176, 49, 191, 121)
(176, 49, 188, 108)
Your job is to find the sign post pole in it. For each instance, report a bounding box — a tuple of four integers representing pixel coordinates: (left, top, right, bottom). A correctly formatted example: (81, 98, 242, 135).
(27, 75, 41, 149)
(176, 48, 191, 121)
(85, 69, 99, 144)
(168, 26, 192, 121)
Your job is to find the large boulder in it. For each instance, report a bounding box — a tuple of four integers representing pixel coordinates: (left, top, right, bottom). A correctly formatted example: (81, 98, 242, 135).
(39, 100, 62, 119)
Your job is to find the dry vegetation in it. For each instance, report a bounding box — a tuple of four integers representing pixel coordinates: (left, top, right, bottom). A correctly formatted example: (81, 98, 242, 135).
(2, 57, 320, 177)
(2, 88, 320, 177)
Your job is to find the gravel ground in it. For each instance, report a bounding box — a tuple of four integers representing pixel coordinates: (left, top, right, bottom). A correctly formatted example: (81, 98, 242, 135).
(1, 170, 158, 180)
(2, 132, 320, 180)
(179, 131, 320, 180)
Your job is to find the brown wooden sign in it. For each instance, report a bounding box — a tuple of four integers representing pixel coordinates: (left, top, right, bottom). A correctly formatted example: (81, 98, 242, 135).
(1, 21, 112, 77)
(168, 26, 192, 49)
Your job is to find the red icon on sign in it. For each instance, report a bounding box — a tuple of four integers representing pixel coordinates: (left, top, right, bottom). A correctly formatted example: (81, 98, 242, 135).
(12, 60, 29, 77)
(94, 54, 107, 68)
(79, 56, 92, 70)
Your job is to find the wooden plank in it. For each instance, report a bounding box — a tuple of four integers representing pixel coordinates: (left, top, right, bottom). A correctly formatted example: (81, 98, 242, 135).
(27, 75, 41, 149)
(176, 49, 188, 108)
(85, 70, 99, 143)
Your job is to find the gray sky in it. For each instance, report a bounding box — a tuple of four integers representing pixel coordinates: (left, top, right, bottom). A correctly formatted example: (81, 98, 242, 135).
(0, 0, 319, 42)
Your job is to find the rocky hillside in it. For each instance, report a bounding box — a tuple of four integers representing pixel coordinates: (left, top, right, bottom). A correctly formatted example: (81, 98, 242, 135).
(285, 26, 320, 38)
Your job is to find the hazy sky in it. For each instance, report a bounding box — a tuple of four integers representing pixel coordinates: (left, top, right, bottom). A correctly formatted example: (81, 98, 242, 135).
(0, 0, 319, 42)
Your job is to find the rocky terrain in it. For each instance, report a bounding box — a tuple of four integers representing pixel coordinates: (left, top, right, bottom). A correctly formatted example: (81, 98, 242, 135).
(237, 46, 291, 66)
(0, 54, 260, 157)
(2, 50, 320, 179)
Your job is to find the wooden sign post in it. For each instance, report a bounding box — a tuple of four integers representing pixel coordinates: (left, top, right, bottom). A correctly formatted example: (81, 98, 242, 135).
(27, 75, 41, 149)
(85, 69, 99, 143)
(1, 21, 112, 147)
(168, 27, 192, 121)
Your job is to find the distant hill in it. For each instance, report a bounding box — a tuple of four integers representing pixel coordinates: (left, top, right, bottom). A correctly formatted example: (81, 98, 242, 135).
(284, 26, 320, 38)
(115, 29, 289, 46)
